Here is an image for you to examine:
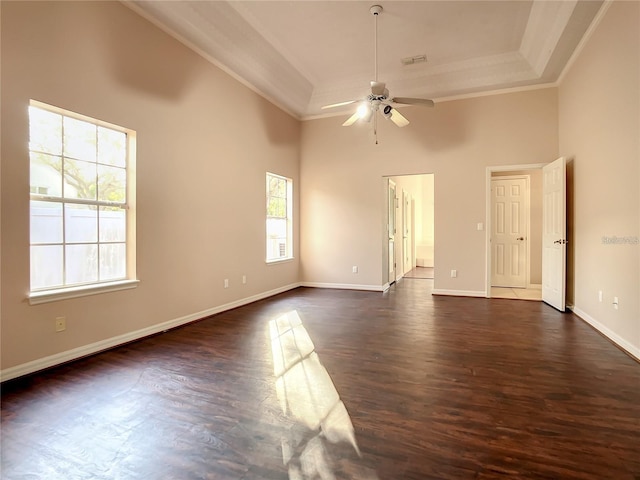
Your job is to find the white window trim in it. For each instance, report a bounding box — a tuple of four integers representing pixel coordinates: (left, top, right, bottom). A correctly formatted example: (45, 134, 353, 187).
(28, 279, 140, 305)
(266, 257, 295, 265)
(266, 172, 293, 263)
(28, 100, 138, 296)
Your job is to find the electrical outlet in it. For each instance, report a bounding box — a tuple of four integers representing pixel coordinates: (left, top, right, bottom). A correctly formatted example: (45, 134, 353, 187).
(352, 266, 358, 274)
(451, 269, 457, 278)
(224, 279, 229, 288)
(55, 316, 66, 332)
(242, 275, 247, 284)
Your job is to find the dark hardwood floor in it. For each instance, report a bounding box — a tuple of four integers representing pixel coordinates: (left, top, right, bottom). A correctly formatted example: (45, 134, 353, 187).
(403, 266, 434, 279)
(2, 280, 640, 479)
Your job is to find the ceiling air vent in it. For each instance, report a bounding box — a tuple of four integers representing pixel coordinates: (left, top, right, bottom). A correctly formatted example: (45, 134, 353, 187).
(401, 55, 427, 66)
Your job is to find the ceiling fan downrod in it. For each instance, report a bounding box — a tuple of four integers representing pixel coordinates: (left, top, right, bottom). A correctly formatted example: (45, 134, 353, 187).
(370, 5, 382, 83)
(371, 4, 382, 144)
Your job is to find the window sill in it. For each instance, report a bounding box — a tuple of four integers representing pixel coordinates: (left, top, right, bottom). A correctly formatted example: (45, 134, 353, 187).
(28, 279, 140, 305)
(266, 257, 295, 265)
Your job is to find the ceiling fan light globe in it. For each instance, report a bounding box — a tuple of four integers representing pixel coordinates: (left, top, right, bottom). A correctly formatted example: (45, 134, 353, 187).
(357, 103, 370, 119)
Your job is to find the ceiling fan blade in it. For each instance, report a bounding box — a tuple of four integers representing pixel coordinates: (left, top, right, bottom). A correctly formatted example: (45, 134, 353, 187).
(389, 108, 410, 127)
(371, 81, 386, 96)
(322, 100, 358, 110)
(342, 112, 360, 127)
(392, 97, 435, 107)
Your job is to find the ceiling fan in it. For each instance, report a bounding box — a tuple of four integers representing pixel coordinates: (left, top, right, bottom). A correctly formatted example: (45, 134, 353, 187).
(321, 5, 434, 136)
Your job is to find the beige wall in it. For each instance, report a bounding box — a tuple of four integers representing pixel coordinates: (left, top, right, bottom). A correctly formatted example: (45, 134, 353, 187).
(558, 1, 639, 355)
(301, 89, 558, 293)
(1, 2, 300, 375)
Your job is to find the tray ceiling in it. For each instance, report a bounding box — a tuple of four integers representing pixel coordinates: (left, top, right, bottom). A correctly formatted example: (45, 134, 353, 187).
(127, 0, 605, 119)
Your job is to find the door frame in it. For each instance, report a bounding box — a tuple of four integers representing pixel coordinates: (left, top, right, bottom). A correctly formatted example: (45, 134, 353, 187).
(382, 174, 433, 289)
(484, 163, 546, 297)
(410, 195, 416, 270)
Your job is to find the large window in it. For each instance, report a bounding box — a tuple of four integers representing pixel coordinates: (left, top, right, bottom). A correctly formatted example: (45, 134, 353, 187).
(29, 101, 136, 298)
(266, 172, 293, 262)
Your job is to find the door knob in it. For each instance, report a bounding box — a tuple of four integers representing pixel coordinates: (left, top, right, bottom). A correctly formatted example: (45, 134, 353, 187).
(516, 237, 525, 241)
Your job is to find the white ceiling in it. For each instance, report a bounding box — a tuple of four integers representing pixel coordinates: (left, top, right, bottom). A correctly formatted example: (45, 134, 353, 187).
(127, 0, 604, 119)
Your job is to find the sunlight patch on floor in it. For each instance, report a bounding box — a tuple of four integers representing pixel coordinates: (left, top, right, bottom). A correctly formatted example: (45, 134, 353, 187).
(269, 310, 375, 479)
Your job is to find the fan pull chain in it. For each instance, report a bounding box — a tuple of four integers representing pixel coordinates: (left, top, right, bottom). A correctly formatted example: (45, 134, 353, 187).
(374, 114, 378, 144)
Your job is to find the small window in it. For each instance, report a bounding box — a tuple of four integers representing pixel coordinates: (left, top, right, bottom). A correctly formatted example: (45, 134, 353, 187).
(29, 101, 136, 294)
(266, 172, 293, 262)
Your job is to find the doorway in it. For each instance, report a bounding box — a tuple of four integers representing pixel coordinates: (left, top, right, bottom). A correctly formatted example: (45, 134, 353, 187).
(486, 165, 544, 300)
(384, 174, 434, 287)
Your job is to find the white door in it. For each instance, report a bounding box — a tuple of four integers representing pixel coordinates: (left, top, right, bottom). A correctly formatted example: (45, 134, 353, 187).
(542, 157, 567, 311)
(388, 180, 397, 284)
(491, 177, 528, 288)
(403, 190, 410, 274)
(410, 196, 416, 270)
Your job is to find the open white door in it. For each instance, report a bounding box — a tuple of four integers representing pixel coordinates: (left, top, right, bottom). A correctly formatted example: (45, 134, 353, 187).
(542, 157, 567, 311)
(403, 190, 410, 274)
(388, 180, 397, 284)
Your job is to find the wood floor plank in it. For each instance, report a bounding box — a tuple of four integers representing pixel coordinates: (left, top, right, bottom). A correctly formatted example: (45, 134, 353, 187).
(2, 280, 639, 479)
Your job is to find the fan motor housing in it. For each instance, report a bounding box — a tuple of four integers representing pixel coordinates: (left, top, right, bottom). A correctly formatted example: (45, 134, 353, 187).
(367, 87, 389, 103)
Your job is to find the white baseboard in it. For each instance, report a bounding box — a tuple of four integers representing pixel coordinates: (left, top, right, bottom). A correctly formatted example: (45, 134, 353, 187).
(431, 289, 486, 298)
(15, 283, 635, 382)
(528, 283, 542, 290)
(570, 306, 640, 361)
(300, 282, 386, 292)
(0, 282, 302, 382)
